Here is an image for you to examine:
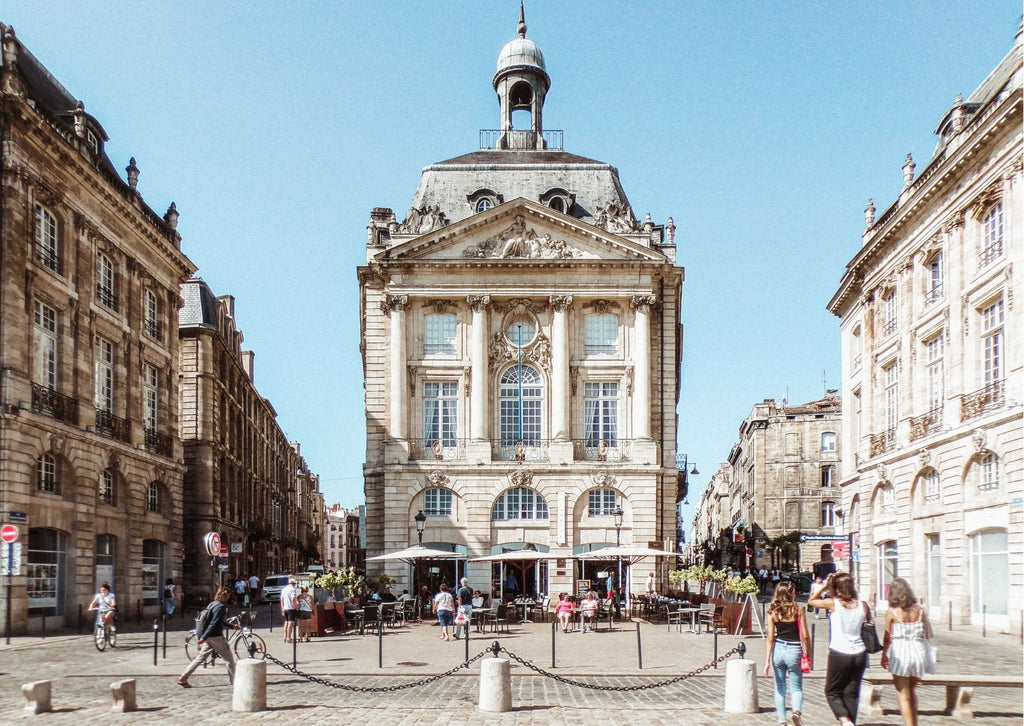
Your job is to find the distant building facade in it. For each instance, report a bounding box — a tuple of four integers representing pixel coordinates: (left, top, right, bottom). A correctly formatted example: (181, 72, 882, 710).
(0, 25, 196, 631)
(828, 28, 1021, 632)
(325, 504, 365, 571)
(358, 11, 685, 595)
(179, 278, 323, 595)
(690, 395, 842, 571)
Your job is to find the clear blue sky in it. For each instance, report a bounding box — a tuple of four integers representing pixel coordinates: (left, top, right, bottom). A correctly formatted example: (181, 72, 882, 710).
(4, 2, 1018, 515)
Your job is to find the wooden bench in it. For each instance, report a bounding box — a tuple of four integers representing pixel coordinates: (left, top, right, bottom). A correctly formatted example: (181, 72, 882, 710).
(862, 674, 1023, 719)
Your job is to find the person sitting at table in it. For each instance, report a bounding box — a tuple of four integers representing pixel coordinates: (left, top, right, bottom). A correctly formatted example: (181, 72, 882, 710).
(580, 591, 599, 633)
(555, 592, 575, 633)
(472, 590, 485, 608)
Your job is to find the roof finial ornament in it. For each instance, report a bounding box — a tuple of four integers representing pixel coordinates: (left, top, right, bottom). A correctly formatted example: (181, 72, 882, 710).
(518, 1, 527, 38)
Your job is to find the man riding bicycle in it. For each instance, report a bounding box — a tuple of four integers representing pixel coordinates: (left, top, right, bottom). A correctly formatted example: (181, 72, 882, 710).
(87, 582, 117, 628)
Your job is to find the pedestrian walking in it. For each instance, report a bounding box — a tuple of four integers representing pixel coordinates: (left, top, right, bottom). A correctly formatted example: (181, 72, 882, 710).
(280, 576, 299, 643)
(431, 583, 455, 640)
(763, 580, 810, 726)
(881, 578, 934, 726)
(178, 587, 235, 687)
(808, 572, 869, 726)
(453, 577, 473, 639)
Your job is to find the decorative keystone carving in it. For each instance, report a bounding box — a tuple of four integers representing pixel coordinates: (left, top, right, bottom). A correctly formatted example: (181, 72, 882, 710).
(427, 470, 450, 488)
(509, 469, 533, 488)
(592, 470, 616, 488)
(423, 299, 456, 313)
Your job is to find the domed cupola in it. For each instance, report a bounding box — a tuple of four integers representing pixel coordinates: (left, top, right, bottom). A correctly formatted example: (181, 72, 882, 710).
(493, 3, 550, 150)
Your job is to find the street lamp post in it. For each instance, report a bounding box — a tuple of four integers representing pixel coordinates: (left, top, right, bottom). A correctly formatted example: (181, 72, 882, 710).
(414, 510, 426, 544)
(612, 505, 623, 617)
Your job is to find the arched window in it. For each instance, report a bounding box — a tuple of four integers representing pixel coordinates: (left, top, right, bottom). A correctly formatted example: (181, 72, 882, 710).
(923, 468, 940, 503)
(499, 365, 543, 445)
(492, 487, 548, 521)
(147, 482, 162, 513)
(821, 501, 836, 527)
(34, 204, 61, 274)
(36, 453, 59, 494)
(142, 539, 165, 604)
(96, 253, 117, 310)
(424, 487, 453, 517)
(99, 469, 117, 506)
(587, 488, 617, 516)
(976, 452, 999, 492)
(980, 202, 1003, 266)
(970, 529, 1008, 619)
(143, 288, 161, 338)
(877, 540, 898, 601)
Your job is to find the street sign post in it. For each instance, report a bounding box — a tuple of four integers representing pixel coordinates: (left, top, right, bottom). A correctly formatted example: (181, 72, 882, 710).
(1, 524, 17, 646)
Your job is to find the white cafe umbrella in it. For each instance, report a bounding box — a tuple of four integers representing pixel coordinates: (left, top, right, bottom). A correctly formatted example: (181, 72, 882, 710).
(585, 545, 680, 609)
(366, 544, 465, 563)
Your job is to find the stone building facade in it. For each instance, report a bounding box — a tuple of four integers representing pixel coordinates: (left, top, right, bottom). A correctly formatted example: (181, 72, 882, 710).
(689, 395, 842, 571)
(358, 12, 685, 596)
(828, 26, 1021, 632)
(325, 504, 365, 572)
(0, 25, 196, 631)
(179, 278, 324, 597)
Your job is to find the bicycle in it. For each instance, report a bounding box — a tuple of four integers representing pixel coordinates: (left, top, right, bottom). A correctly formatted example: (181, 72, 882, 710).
(184, 612, 266, 662)
(90, 609, 118, 651)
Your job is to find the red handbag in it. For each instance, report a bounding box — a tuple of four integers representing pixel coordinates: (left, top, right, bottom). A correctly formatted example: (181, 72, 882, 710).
(798, 614, 811, 672)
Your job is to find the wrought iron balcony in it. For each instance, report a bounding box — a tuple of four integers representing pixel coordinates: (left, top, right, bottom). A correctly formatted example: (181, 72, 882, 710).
(572, 439, 632, 461)
(493, 439, 551, 461)
(979, 241, 1004, 267)
(882, 318, 898, 337)
(909, 406, 943, 441)
(31, 383, 78, 425)
(144, 427, 174, 457)
(869, 429, 896, 457)
(144, 319, 162, 339)
(410, 438, 467, 461)
(94, 409, 131, 443)
(96, 284, 118, 311)
(960, 380, 1004, 422)
(34, 246, 62, 275)
(925, 284, 944, 304)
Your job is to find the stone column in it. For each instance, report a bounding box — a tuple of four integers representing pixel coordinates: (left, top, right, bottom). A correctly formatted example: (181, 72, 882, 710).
(386, 294, 409, 440)
(631, 295, 656, 441)
(467, 295, 491, 440)
(549, 295, 572, 441)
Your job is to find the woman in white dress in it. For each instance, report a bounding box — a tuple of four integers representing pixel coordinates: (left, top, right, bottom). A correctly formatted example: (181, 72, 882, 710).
(881, 578, 932, 726)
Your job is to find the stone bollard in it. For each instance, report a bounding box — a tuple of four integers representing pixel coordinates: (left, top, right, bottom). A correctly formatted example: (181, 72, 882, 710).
(232, 658, 267, 712)
(723, 658, 758, 713)
(110, 679, 137, 712)
(478, 657, 512, 712)
(22, 680, 52, 714)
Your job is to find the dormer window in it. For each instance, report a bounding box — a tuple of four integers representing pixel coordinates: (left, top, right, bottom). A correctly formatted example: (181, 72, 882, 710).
(86, 129, 100, 155)
(539, 188, 575, 215)
(467, 189, 503, 214)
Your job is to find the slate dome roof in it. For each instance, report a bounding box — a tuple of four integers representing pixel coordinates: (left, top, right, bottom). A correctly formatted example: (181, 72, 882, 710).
(496, 36, 545, 73)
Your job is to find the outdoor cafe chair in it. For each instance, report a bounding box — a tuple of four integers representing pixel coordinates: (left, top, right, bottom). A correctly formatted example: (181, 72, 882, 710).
(492, 603, 510, 633)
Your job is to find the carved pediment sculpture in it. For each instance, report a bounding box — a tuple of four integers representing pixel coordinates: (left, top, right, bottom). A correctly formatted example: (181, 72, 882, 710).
(594, 202, 637, 234)
(462, 215, 581, 259)
(399, 204, 449, 234)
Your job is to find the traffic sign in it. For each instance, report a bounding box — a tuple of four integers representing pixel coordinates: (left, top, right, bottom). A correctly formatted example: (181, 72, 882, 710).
(799, 534, 845, 542)
(0, 524, 18, 544)
(203, 532, 222, 557)
(1, 542, 22, 575)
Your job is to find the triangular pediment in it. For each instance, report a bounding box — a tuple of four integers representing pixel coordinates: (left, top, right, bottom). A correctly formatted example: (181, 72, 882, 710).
(376, 199, 666, 263)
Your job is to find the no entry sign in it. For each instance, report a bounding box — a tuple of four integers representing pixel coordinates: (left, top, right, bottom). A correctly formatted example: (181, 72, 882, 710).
(0, 524, 19, 544)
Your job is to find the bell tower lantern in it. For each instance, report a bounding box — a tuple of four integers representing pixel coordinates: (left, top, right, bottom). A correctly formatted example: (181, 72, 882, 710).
(493, 4, 550, 150)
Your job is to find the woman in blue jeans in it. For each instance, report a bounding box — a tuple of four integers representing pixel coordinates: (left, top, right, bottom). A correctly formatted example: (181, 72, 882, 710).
(763, 581, 811, 726)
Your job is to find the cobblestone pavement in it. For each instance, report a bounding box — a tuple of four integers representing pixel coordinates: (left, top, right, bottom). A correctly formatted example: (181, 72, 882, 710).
(0, 608, 1020, 724)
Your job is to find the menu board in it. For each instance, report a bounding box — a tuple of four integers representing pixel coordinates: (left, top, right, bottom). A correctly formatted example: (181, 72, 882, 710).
(575, 579, 591, 598)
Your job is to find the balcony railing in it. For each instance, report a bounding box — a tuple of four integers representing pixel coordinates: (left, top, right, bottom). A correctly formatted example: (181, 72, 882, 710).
(960, 380, 1004, 422)
(144, 428, 174, 457)
(493, 439, 551, 461)
(479, 129, 564, 150)
(925, 284, 944, 304)
(572, 439, 632, 461)
(34, 246, 62, 275)
(31, 383, 78, 425)
(869, 429, 896, 457)
(95, 409, 131, 443)
(410, 438, 467, 461)
(980, 241, 1004, 267)
(96, 285, 118, 311)
(882, 318, 898, 337)
(144, 319, 162, 339)
(909, 406, 943, 441)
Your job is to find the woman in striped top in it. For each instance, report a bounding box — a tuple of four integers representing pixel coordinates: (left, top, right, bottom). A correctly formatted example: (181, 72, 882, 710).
(881, 578, 932, 726)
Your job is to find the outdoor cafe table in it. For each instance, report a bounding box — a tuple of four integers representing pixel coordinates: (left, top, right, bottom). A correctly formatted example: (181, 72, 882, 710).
(513, 599, 535, 624)
(473, 607, 494, 632)
(676, 606, 702, 633)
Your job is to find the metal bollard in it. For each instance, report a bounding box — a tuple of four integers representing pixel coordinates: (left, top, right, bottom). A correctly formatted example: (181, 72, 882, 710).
(551, 620, 556, 668)
(810, 623, 816, 670)
(162, 616, 167, 659)
(41, 613, 46, 639)
(377, 616, 383, 669)
(713, 625, 718, 668)
(636, 622, 643, 670)
(152, 619, 159, 666)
